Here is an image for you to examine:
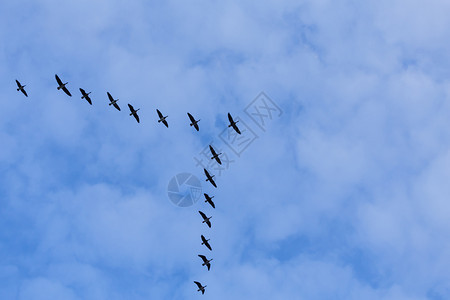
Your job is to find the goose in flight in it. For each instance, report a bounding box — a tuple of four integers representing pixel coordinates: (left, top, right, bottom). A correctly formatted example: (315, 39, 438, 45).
(79, 88, 92, 105)
(209, 145, 222, 165)
(198, 210, 212, 228)
(194, 281, 206, 294)
(107, 92, 121, 111)
(128, 104, 140, 123)
(15, 80, 28, 97)
(156, 109, 168, 128)
(203, 168, 217, 188)
(187, 112, 200, 131)
(198, 254, 213, 271)
(227, 113, 241, 134)
(201, 235, 212, 251)
(204, 193, 215, 209)
(55, 74, 71, 96)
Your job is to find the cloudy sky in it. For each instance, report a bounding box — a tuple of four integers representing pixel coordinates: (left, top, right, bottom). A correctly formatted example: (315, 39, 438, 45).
(1, 0, 450, 299)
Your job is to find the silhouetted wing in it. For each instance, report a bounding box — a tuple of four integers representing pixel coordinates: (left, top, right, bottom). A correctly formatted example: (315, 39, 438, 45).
(193, 122, 199, 131)
(228, 112, 234, 123)
(232, 123, 241, 134)
(80, 88, 86, 96)
(55, 74, 63, 86)
(206, 262, 210, 271)
(207, 199, 215, 209)
(203, 169, 210, 179)
(162, 119, 168, 128)
(128, 104, 134, 112)
(202, 289, 205, 294)
(156, 109, 163, 119)
(85, 95, 92, 105)
(113, 102, 121, 111)
(204, 240, 212, 251)
(21, 89, 28, 97)
(107, 92, 114, 103)
(209, 177, 217, 188)
(194, 281, 202, 289)
(199, 211, 207, 220)
(15, 80, 21, 88)
(198, 254, 207, 263)
(209, 145, 217, 157)
(188, 112, 195, 123)
(62, 86, 72, 97)
(206, 219, 211, 227)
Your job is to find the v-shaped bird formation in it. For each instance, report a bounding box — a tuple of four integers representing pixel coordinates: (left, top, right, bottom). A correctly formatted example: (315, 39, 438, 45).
(14, 75, 245, 295)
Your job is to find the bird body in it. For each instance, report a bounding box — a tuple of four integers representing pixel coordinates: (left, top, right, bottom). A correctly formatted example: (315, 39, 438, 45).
(201, 235, 212, 251)
(107, 92, 121, 111)
(55, 74, 72, 96)
(15, 80, 28, 97)
(187, 112, 200, 131)
(204, 168, 217, 188)
(156, 109, 168, 127)
(204, 193, 215, 209)
(227, 113, 241, 134)
(209, 145, 222, 165)
(79, 88, 92, 105)
(128, 104, 140, 123)
(199, 210, 212, 228)
(198, 254, 213, 271)
(194, 281, 206, 294)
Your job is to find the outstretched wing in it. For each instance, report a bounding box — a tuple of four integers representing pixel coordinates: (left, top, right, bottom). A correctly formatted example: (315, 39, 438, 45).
(198, 210, 207, 220)
(188, 112, 195, 123)
(198, 254, 207, 263)
(128, 103, 134, 112)
(228, 112, 234, 123)
(206, 219, 211, 228)
(204, 240, 212, 251)
(80, 88, 86, 96)
(156, 109, 163, 119)
(55, 74, 63, 86)
(203, 168, 210, 179)
(107, 92, 114, 103)
(22, 89, 28, 97)
(232, 123, 241, 134)
(209, 177, 217, 188)
(208, 199, 215, 209)
(15, 80, 21, 88)
(85, 95, 92, 105)
(62, 85, 72, 97)
(113, 102, 121, 111)
(209, 145, 217, 157)
(194, 122, 199, 131)
(162, 119, 168, 128)
(194, 281, 202, 289)
(206, 262, 211, 271)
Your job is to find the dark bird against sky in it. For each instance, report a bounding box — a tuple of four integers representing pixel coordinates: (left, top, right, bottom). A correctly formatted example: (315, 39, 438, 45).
(194, 281, 206, 295)
(156, 109, 168, 128)
(209, 145, 222, 165)
(228, 112, 241, 134)
(79, 88, 92, 105)
(128, 104, 140, 123)
(107, 92, 121, 111)
(201, 235, 212, 251)
(15, 80, 28, 97)
(198, 254, 213, 271)
(204, 168, 217, 188)
(55, 74, 72, 97)
(187, 112, 200, 131)
(198, 210, 212, 228)
(204, 193, 215, 209)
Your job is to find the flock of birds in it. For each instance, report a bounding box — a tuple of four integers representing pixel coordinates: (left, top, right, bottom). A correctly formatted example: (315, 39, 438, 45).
(15, 75, 243, 295)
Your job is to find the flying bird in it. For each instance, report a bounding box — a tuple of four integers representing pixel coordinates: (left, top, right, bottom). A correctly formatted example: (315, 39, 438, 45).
(107, 92, 121, 111)
(204, 193, 215, 209)
(15, 80, 28, 97)
(203, 168, 217, 188)
(55, 74, 72, 96)
(128, 104, 140, 123)
(227, 113, 241, 134)
(209, 145, 222, 165)
(79, 88, 92, 105)
(194, 281, 206, 295)
(201, 235, 212, 251)
(156, 109, 168, 128)
(198, 254, 213, 271)
(187, 112, 200, 131)
(198, 210, 212, 228)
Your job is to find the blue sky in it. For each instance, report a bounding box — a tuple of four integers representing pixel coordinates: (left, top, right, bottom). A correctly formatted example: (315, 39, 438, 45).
(1, 0, 450, 299)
